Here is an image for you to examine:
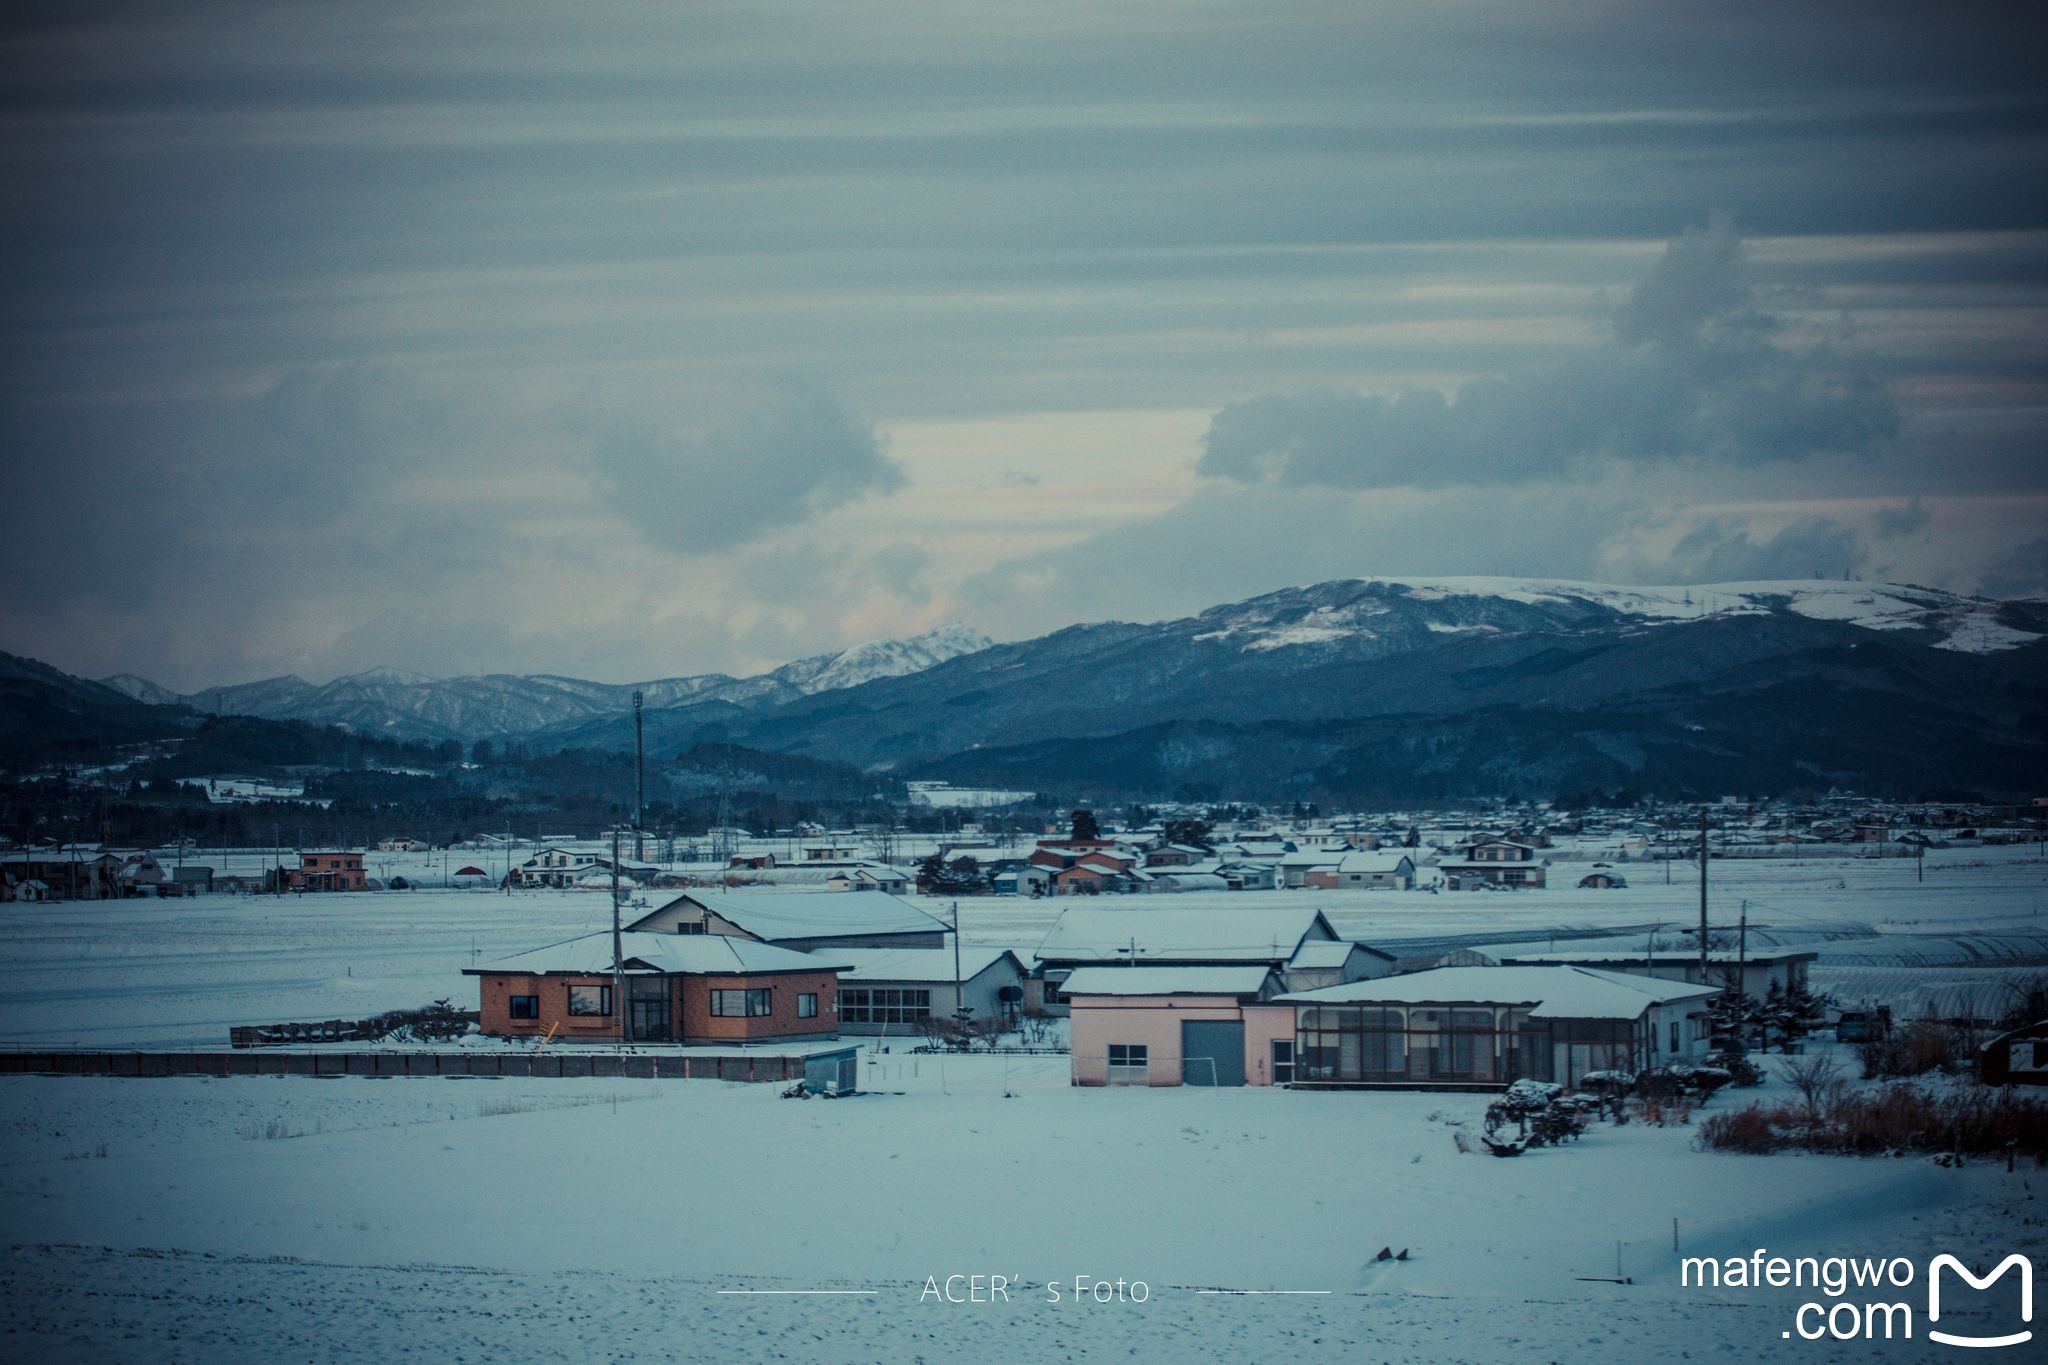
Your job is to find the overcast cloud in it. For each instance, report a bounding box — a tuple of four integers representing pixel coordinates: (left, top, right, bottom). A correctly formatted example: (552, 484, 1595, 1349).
(0, 2, 2043, 689)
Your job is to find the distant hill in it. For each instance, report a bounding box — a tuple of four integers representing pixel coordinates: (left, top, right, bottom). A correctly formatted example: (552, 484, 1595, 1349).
(100, 624, 995, 745)
(24, 579, 2048, 800)
(683, 579, 2048, 801)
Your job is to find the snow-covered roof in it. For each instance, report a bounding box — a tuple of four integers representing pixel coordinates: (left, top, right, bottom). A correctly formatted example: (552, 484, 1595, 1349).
(473, 931, 845, 977)
(1060, 966, 1274, 998)
(1275, 965, 1718, 1019)
(1500, 948, 1818, 966)
(1036, 906, 1334, 964)
(833, 946, 1022, 983)
(1335, 851, 1413, 873)
(1278, 848, 1347, 867)
(635, 890, 949, 940)
(1287, 940, 1386, 969)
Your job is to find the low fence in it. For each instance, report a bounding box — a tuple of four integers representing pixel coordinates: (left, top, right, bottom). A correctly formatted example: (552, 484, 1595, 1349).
(0, 1049, 828, 1083)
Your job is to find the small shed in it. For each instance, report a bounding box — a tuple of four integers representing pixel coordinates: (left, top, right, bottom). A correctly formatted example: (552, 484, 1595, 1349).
(1981, 1020, 2048, 1086)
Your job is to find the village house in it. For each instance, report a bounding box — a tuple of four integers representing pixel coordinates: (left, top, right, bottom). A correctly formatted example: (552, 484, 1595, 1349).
(466, 931, 847, 1045)
(376, 836, 430, 852)
(1066, 964, 1717, 1090)
(1311, 850, 1416, 891)
(288, 850, 367, 892)
(830, 946, 1028, 1035)
(627, 889, 950, 952)
(515, 846, 596, 888)
(1030, 905, 1349, 1013)
(1066, 967, 1289, 1086)
(825, 863, 913, 894)
(1, 850, 123, 900)
(1439, 840, 1547, 890)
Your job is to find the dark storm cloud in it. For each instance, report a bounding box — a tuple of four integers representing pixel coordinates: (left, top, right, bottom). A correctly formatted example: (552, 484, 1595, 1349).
(1198, 216, 1901, 490)
(589, 378, 904, 554)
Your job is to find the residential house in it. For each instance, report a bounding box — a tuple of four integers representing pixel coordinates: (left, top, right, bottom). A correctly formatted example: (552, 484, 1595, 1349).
(825, 863, 913, 894)
(516, 847, 596, 888)
(1318, 851, 1415, 891)
(1439, 840, 1547, 890)
(289, 850, 367, 892)
(1066, 967, 1289, 1086)
(1, 850, 123, 900)
(466, 931, 848, 1045)
(1030, 905, 1343, 1013)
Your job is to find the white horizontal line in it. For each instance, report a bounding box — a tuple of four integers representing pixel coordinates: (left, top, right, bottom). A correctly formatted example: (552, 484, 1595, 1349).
(1195, 1290, 1332, 1295)
(716, 1290, 879, 1296)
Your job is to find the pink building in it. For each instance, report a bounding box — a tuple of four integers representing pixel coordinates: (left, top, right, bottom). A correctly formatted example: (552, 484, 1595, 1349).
(1064, 967, 1295, 1087)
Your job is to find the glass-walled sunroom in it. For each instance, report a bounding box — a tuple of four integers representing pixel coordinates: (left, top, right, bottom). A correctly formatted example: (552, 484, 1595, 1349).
(1292, 1004, 1651, 1087)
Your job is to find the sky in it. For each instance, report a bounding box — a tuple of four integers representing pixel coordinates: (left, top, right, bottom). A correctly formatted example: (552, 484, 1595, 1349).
(1, 1, 2044, 692)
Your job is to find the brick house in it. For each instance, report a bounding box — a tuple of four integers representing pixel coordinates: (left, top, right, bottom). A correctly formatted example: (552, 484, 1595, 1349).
(466, 931, 849, 1044)
(290, 851, 366, 892)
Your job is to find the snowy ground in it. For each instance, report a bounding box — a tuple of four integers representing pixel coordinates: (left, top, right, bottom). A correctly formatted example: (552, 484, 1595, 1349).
(1, 850, 2042, 1360)
(1, 1054, 2040, 1362)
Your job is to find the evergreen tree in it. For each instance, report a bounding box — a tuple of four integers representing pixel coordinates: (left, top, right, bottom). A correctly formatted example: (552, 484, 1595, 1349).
(1069, 808, 1100, 841)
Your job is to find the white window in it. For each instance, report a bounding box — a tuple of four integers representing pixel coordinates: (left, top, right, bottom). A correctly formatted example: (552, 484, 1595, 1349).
(1108, 1043, 1149, 1084)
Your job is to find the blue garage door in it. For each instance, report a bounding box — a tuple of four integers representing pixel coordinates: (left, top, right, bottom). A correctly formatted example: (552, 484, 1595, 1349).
(1181, 1020, 1246, 1086)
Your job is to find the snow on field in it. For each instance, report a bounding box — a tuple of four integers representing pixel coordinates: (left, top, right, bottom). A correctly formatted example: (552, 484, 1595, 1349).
(0, 847, 2041, 1049)
(0, 1054, 2039, 1362)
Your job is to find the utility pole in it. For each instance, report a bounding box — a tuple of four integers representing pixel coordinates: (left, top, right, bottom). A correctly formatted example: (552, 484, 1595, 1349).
(633, 691, 646, 863)
(1697, 808, 1709, 985)
(951, 900, 969, 1027)
(1737, 898, 1750, 1049)
(612, 827, 626, 1046)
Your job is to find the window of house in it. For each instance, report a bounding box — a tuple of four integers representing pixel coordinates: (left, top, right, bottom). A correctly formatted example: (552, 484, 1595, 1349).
(1041, 976, 1069, 1007)
(509, 995, 539, 1020)
(567, 984, 611, 1017)
(1107, 1043, 1149, 1084)
(839, 988, 931, 1025)
(1669, 1021, 1681, 1053)
(1271, 1039, 1295, 1085)
(798, 993, 818, 1018)
(711, 988, 773, 1017)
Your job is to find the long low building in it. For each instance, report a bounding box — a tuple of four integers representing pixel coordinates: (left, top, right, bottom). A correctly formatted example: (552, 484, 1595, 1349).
(1066, 964, 1719, 1090)
(1495, 947, 1817, 1001)
(830, 946, 1027, 1034)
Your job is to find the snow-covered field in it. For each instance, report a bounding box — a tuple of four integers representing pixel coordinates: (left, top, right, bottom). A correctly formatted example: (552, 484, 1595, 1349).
(1, 1053, 2041, 1362)
(1, 849, 2042, 1360)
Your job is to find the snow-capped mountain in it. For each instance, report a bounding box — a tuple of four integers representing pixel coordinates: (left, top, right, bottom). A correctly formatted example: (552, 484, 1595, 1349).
(100, 623, 995, 744)
(776, 624, 995, 694)
(99, 673, 186, 706)
(664, 577, 2046, 799)
(1190, 578, 2035, 656)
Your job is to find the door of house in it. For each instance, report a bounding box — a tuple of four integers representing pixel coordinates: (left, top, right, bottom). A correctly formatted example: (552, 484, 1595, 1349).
(1182, 1020, 1246, 1086)
(628, 979, 671, 1042)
